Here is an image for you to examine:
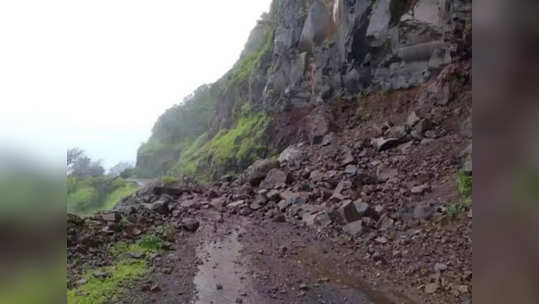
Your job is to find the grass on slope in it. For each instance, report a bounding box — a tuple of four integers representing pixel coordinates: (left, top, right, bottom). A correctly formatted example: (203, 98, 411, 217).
(67, 177, 138, 216)
(67, 259, 148, 304)
(223, 28, 273, 87)
(173, 112, 270, 181)
(457, 170, 472, 202)
(67, 234, 167, 304)
(101, 183, 138, 211)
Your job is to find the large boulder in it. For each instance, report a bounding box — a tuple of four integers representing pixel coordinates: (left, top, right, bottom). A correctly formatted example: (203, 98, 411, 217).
(100, 211, 120, 223)
(333, 200, 373, 224)
(181, 218, 200, 232)
(372, 137, 402, 151)
(278, 144, 305, 166)
(343, 220, 364, 237)
(245, 158, 280, 186)
(143, 199, 169, 215)
(260, 169, 291, 189)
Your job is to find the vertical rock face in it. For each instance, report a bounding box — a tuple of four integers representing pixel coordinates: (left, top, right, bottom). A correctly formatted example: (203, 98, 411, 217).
(137, 0, 471, 179)
(254, 0, 471, 113)
(299, 0, 333, 52)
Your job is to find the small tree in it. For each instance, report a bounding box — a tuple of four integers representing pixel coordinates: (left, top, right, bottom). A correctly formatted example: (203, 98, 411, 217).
(67, 148, 84, 168)
(67, 148, 105, 177)
(109, 162, 134, 177)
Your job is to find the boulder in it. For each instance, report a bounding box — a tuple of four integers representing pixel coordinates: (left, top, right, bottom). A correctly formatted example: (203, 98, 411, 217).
(355, 201, 372, 216)
(278, 144, 305, 165)
(180, 199, 198, 209)
(255, 193, 268, 204)
(378, 215, 394, 231)
(307, 108, 332, 144)
(313, 213, 332, 228)
(267, 190, 281, 201)
(149, 199, 169, 215)
(228, 200, 245, 209)
(278, 191, 308, 211)
(249, 202, 263, 211)
(330, 180, 349, 202)
(210, 197, 227, 210)
(411, 119, 433, 138)
(372, 137, 401, 151)
(343, 220, 364, 237)
(386, 126, 407, 139)
(345, 165, 358, 175)
(425, 282, 439, 294)
(411, 184, 430, 194)
(278, 200, 291, 211)
(375, 236, 388, 244)
(245, 158, 280, 186)
(406, 111, 421, 127)
(341, 150, 355, 166)
(181, 218, 200, 232)
(351, 173, 378, 186)
(239, 208, 252, 216)
(414, 202, 435, 220)
(337, 200, 359, 223)
(260, 169, 291, 189)
(333, 200, 373, 224)
(310, 170, 325, 182)
(101, 212, 120, 223)
(321, 132, 336, 146)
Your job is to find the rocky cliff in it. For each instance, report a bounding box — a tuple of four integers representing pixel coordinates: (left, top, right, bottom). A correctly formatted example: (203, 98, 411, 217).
(70, 1, 473, 302)
(136, 0, 471, 181)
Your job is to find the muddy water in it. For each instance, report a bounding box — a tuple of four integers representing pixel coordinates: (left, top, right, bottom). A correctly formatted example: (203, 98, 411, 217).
(296, 245, 417, 304)
(193, 225, 265, 304)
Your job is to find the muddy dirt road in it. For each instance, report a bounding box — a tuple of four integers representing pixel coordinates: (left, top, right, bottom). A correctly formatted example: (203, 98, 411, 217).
(123, 209, 419, 304)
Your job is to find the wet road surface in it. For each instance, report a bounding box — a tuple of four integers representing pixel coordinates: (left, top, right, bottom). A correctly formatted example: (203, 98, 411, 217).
(128, 210, 418, 304)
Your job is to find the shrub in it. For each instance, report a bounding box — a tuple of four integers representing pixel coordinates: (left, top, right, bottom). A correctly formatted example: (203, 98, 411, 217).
(446, 202, 469, 220)
(160, 175, 178, 185)
(137, 234, 164, 251)
(67, 176, 137, 216)
(457, 170, 472, 201)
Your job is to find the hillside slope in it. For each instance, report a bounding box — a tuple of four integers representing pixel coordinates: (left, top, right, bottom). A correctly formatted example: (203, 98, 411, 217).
(68, 1, 472, 303)
(136, 0, 471, 181)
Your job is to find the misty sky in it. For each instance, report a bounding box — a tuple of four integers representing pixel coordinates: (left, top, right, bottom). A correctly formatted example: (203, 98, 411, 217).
(0, 0, 272, 169)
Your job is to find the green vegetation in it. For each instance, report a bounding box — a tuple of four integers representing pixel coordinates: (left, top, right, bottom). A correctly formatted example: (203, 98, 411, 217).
(446, 202, 469, 220)
(223, 28, 273, 87)
(206, 113, 270, 165)
(137, 234, 165, 251)
(67, 258, 148, 304)
(137, 84, 218, 178)
(160, 175, 179, 185)
(444, 170, 473, 220)
(136, 16, 275, 181)
(457, 170, 472, 202)
(67, 176, 137, 216)
(68, 234, 167, 304)
(102, 183, 137, 210)
(171, 133, 209, 177)
(173, 112, 271, 181)
(151, 84, 218, 143)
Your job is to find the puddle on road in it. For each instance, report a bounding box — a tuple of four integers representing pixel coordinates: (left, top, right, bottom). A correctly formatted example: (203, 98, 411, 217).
(296, 246, 417, 304)
(193, 227, 263, 304)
